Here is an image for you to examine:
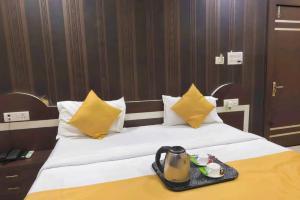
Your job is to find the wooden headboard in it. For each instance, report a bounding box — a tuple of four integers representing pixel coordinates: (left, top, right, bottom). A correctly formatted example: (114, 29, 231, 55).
(125, 83, 249, 131)
(0, 83, 249, 152)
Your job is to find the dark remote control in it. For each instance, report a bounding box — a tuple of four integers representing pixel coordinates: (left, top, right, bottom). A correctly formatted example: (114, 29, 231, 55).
(19, 150, 28, 159)
(0, 152, 7, 162)
(6, 149, 21, 161)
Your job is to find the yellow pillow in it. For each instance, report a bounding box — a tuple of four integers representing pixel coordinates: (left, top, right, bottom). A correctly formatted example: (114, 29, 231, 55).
(69, 90, 121, 139)
(171, 84, 214, 128)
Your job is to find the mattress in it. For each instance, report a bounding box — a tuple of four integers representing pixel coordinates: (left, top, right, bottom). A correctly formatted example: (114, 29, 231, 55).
(28, 123, 288, 194)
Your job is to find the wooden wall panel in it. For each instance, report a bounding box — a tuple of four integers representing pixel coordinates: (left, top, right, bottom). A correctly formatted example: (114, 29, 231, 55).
(143, 0, 166, 100)
(1, 0, 34, 92)
(39, 0, 57, 103)
(164, 0, 181, 95)
(26, 0, 46, 97)
(0, 0, 268, 135)
(63, 0, 89, 99)
(116, 0, 138, 99)
(48, 0, 70, 101)
(0, 2, 11, 94)
(84, 0, 110, 98)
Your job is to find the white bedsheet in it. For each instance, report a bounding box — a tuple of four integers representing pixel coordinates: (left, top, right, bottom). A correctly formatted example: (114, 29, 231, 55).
(29, 124, 288, 194)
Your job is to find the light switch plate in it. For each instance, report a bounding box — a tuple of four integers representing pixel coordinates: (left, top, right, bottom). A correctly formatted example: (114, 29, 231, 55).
(223, 99, 239, 108)
(215, 54, 225, 65)
(3, 111, 30, 122)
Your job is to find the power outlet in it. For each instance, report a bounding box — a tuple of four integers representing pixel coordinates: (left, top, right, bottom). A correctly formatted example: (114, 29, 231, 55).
(223, 99, 239, 108)
(227, 51, 243, 65)
(3, 111, 30, 122)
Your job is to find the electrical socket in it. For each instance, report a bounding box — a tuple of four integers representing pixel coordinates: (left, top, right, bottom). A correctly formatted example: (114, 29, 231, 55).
(223, 99, 239, 108)
(227, 51, 243, 65)
(3, 111, 30, 122)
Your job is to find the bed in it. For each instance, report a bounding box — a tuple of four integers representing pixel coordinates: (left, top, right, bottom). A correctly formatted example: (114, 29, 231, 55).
(25, 123, 300, 199)
(1, 84, 300, 199)
(26, 123, 289, 192)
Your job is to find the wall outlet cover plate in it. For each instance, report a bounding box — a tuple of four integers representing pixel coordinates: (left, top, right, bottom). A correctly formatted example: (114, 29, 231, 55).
(223, 99, 239, 108)
(227, 52, 243, 65)
(3, 111, 30, 122)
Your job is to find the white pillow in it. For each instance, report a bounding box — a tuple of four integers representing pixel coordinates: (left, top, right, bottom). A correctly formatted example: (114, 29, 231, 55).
(162, 95, 223, 126)
(57, 97, 126, 138)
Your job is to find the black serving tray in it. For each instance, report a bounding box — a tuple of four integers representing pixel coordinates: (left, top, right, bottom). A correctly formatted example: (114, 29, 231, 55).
(152, 156, 238, 191)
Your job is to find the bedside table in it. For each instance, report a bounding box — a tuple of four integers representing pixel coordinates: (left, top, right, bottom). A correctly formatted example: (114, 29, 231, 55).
(0, 150, 52, 200)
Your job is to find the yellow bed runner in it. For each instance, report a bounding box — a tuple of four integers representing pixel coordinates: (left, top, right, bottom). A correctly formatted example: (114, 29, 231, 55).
(26, 151, 300, 200)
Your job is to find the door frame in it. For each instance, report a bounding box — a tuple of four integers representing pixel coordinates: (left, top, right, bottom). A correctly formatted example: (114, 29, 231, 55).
(264, 0, 300, 144)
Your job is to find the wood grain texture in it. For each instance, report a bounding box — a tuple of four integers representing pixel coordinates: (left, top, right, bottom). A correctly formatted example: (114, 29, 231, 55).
(63, 0, 89, 99)
(164, 0, 181, 95)
(0, 92, 58, 151)
(0, 0, 268, 135)
(39, 0, 58, 103)
(0, 150, 52, 200)
(1, 0, 34, 92)
(264, 0, 300, 146)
